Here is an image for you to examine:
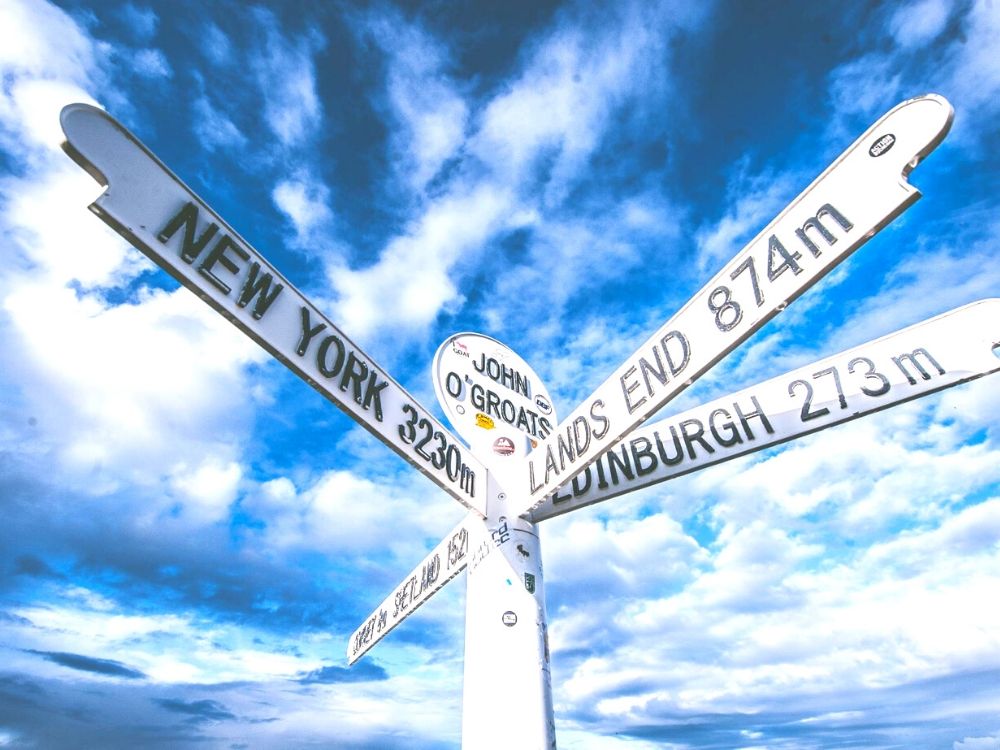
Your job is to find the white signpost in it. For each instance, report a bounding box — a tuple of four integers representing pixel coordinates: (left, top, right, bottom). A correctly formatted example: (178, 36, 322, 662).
(59, 93, 997, 750)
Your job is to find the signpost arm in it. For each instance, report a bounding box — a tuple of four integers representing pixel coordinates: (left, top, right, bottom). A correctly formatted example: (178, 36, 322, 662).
(513, 94, 953, 516)
(60, 103, 489, 517)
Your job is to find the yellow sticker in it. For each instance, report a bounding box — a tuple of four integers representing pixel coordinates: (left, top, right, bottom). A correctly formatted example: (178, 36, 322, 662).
(475, 413, 495, 430)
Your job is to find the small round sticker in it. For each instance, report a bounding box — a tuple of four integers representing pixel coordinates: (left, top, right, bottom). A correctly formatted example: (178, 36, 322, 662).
(502, 611, 517, 627)
(493, 437, 515, 456)
(869, 133, 895, 157)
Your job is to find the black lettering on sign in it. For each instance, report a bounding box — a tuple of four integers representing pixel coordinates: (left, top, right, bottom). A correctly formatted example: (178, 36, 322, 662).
(473, 353, 531, 398)
(708, 204, 852, 331)
(236, 262, 284, 320)
(198, 235, 249, 294)
(529, 400, 608, 493)
(891, 348, 945, 385)
(157, 202, 219, 264)
(621, 332, 691, 413)
(795, 204, 853, 258)
(294, 307, 388, 421)
(397, 403, 475, 498)
(550, 395, 774, 504)
(734, 395, 775, 439)
(847, 356, 890, 397)
(448, 528, 469, 568)
(157, 202, 285, 320)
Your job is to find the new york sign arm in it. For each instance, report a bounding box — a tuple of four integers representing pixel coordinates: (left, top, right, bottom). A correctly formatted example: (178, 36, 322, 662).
(60, 103, 489, 517)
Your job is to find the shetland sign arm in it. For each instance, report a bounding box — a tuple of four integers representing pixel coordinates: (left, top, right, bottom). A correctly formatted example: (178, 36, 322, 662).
(514, 94, 954, 515)
(529, 298, 1000, 521)
(60, 103, 487, 517)
(348, 514, 474, 664)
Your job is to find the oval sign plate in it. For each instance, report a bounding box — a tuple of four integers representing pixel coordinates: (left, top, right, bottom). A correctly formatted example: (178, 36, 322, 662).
(433, 333, 557, 469)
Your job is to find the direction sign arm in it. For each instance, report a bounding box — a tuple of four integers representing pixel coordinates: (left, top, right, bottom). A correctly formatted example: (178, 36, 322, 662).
(347, 514, 475, 664)
(529, 298, 1000, 522)
(60, 103, 489, 517)
(513, 94, 954, 515)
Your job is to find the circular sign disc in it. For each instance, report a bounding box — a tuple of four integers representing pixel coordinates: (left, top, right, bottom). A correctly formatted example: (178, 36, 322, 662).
(432, 333, 557, 468)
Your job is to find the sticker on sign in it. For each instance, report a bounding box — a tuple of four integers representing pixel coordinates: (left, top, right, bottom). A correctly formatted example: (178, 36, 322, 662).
(512, 94, 954, 515)
(60, 103, 488, 518)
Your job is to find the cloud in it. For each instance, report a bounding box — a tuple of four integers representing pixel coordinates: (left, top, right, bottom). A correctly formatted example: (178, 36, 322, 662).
(249, 8, 324, 149)
(359, 10, 469, 192)
(888, 0, 952, 47)
(27, 650, 146, 679)
(154, 698, 236, 723)
(272, 172, 335, 244)
(121, 3, 158, 42)
(955, 738, 1000, 750)
(298, 661, 388, 684)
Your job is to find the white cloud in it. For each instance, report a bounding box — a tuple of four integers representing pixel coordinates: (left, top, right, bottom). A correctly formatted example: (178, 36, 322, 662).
(132, 48, 172, 79)
(121, 3, 158, 42)
(361, 12, 469, 192)
(273, 172, 335, 243)
(250, 8, 323, 149)
(694, 159, 801, 274)
(889, 0, 952, 47)
(955, 737, 1000, 750)
(169, 457, 243, 523)
(192, 93, 247, 152)
(330, 183, 511, 337)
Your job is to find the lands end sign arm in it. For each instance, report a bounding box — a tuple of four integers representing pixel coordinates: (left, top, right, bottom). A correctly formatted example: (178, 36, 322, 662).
(529, 298, 1000, 521)
(513, 94, 954, 515)
(347, 299, 1000, 660)
(60, 103, 487, 517)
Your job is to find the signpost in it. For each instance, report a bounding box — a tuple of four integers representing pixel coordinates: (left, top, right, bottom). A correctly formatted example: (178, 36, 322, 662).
(60, 93, 995, 750)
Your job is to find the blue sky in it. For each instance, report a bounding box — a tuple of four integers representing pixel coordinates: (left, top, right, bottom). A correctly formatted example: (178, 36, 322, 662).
(1, 0, 999, 747)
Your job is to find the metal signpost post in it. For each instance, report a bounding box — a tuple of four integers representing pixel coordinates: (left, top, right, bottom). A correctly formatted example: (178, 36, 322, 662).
(61, 93, 999, 749)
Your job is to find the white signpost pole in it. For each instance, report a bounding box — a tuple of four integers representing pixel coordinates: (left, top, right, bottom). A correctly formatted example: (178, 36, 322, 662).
(431, 334, 558, 750)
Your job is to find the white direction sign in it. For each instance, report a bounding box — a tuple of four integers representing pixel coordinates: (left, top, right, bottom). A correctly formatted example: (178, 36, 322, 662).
(529, 298, 1000, 521)
(432, 333, 557, 471)
(513, 94, 954, 514)
(348, 514, 474, 664)
(347, 298, 1000, 657)
(60, 103, 488, 517)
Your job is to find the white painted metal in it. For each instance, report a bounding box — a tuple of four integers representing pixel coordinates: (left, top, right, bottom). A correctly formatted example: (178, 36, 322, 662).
(347, 514, 474, 665)
(514, 94, 954, 515)
(529, 298, 1000, 521)
(59, 103, 488, 517)
(462, 505, 554, 750)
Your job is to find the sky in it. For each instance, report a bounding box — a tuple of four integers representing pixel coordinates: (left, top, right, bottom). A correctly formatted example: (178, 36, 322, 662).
(1, 0, 999, 747)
